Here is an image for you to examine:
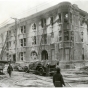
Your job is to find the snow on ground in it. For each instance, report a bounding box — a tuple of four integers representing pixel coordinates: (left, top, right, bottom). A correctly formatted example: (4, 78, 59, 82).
(0, 68, 88, 87)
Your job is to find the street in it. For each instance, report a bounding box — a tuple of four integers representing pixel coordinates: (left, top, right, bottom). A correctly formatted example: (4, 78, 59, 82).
(0, 68, 88, 87)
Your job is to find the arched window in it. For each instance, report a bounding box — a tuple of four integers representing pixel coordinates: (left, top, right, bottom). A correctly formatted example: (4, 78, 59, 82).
(40, 18, 46, 28)
(50, 17, 53, 26)
(32, 23, 36, 30)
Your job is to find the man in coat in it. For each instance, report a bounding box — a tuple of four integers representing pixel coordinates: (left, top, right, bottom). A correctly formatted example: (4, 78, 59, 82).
(53, 67, 65, 87)
(7, 63, 13, 77)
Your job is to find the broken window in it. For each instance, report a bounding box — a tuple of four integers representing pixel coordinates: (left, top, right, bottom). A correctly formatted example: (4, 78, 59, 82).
(64, 36, 69, 41)
(42, 34, 47, 44)
(20, 39, 23, 46)
(24, 38, 26, 46)
(20, 38, 26, 46)
(64, 31, 69, 36)
(71, 36, 74, 41)
(20, 52, 26, 61)
(59, 30, 62, 36)
(64, 13, 69, 23)
(32, 23, 36, 30)
(50, 17, 53, 26)
(41, 18, 46, 28)
(32, 36, 36, 45)
(58, 13, 61, 22)
(81, 38, 83, 42)
(21, 25, 26, 33)
(59, 37, 62, 41)
(70, 12, 72, 23)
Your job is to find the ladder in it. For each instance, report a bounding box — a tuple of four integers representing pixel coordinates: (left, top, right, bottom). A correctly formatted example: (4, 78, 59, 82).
(0, 33, 8, 60)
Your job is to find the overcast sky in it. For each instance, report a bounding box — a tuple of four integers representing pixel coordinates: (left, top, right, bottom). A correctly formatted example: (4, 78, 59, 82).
(0, 0, 88, 27)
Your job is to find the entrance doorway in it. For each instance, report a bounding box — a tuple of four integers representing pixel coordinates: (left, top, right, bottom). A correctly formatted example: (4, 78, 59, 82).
(41, 50, 48, 60)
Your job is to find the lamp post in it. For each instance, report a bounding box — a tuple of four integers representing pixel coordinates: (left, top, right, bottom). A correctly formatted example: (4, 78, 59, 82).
(11, 18, 18, 62)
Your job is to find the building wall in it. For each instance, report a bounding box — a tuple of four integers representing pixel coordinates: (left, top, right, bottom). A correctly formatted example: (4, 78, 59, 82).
(0, 2, 88, 64)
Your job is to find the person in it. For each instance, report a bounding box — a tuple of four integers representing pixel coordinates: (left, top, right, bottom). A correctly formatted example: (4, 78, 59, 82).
(53, 68, 65, 87)
(7, 63, 13, 77)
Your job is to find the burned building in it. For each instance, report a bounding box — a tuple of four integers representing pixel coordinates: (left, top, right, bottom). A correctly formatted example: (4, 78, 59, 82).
(0, 2, 88, 68)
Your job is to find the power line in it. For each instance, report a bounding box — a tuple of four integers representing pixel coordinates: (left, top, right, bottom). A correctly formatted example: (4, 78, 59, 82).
(0, 0, 61, 28)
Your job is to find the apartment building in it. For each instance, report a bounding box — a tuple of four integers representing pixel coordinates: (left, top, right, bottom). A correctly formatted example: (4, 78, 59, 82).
(0, 2, 88, 67)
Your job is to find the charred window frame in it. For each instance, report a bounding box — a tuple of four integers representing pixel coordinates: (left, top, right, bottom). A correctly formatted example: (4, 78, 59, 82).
(64, 31, 69, 41)
(41, 18, 46, 28)
(32, 23, 36, 30)
(32, 36, 36, 45)
(42, 34, 47, 44)
(58, 13, 61, 23)
(59, 30, 62, 36)
(20, 39, 23, 46)
(21, 25, 26, 33)
(59, 37, 62, 41)
(20, 52, 25, 61)
(50, 16, 53, 26)
(70, 12, 72, 23)
(24, 38, 26, 46)
(64, 12, 69, 23)
(20, 38, 26, 46)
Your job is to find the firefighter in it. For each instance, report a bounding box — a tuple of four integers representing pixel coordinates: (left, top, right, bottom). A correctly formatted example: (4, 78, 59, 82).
(7, 63, 13, 77)
(53, 67, 65, 87)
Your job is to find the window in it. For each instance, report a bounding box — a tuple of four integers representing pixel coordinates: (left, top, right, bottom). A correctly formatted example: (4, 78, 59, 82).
(50, 17, 53, 26)
(24, 38, 26, 46)
(21, 25, 26, 33)
(32, 23, 36, 30)
(7, 30, 11, 37)
(32, 36, 36, 45)
(64, 13, 69, 23)
(81, 38, 83, 42)
(81, 32, 83, 35)
(20, 39, 23, 46)
(20, 38, 26, 46)
(71, 37, 74, 41)
(41, 18, 46, 28)
(64, 31, 69, 41)
(58, 13, 61, 22)
(70, 12, 72, 23)
(64, 31, 69, 36)
(42, 34, 47, 44)
(59, 30, 62, 36)
(64, 36, 69, 41)
(20, 52, 26, 61)
(59, 37, 62, 41)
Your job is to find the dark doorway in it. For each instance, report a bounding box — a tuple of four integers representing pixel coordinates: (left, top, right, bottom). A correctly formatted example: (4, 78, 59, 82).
(41, 50, 48, 60)
(13, 54, 16, 62)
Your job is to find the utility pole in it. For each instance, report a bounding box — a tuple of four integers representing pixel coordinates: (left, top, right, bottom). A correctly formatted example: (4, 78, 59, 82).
(11, 18, 18, 62)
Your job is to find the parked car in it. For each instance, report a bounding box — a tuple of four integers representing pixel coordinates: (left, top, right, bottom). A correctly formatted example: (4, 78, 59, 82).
(13, 61, 29, 72)
(28, 60, 59, 76)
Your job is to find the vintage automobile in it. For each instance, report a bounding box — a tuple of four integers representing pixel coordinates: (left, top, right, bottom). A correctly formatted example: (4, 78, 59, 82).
(13, 61, 29, 72)
(0, 61, 8, 74)
(28, 60, 59, 76)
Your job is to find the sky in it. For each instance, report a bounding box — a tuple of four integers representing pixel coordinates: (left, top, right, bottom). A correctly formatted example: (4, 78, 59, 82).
(0, 0, 88, 27)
